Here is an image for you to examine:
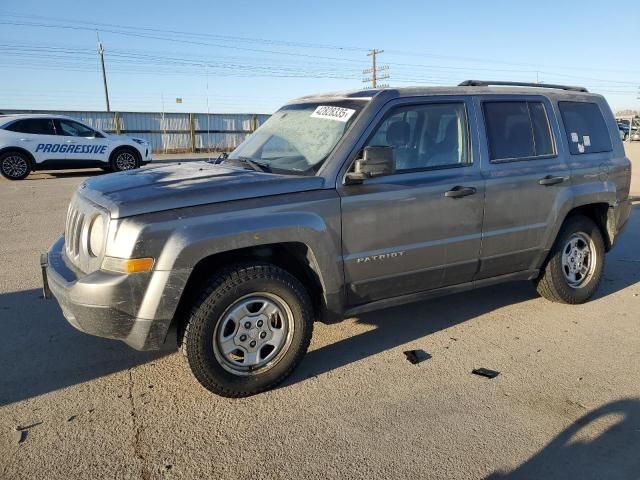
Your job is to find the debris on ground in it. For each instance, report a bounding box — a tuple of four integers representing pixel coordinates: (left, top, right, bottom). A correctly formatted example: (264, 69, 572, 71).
(403, 350, 432, 364)
(13, 429, 27, 444)
(16, 421, 42, 431)
(67, 415, 77, 422)
(472, 368, 500, 379)
(13, 421, 43, 444)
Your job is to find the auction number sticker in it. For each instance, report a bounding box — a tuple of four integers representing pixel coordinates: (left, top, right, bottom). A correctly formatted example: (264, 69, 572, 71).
(311, 105, 356, 122)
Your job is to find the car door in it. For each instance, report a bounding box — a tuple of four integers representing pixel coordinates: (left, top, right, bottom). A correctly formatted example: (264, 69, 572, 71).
(475, 96, 571, 279)
(3, 118, 58, 165)
(54, 119, 109, 165)
(338, 97, 485, 306)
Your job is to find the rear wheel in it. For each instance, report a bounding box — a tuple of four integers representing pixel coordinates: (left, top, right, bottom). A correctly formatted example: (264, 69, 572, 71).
(182, 264, 314, 397)
(110, 148, 140, 172)
(0, 151, 32, 180)
(535, 215, 605, 304)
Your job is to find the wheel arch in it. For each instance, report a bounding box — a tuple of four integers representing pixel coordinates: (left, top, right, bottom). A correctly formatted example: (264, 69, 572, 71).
(0, 146, 36, 169)
(534, 200, 614, 273)
(172, 242, 331, 347)
(564, 203, 612, 251)
(109, 145, 141, 165)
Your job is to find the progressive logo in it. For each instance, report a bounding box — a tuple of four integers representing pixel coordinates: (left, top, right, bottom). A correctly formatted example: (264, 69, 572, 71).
(35, 143, 108, 154)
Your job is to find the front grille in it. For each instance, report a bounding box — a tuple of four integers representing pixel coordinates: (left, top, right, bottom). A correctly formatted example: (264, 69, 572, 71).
(66, 207, 85, 258)
(64, 193, 105, 273)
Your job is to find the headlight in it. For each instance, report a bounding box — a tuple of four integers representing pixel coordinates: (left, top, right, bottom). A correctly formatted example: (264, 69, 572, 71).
(88, 215, 106, 257)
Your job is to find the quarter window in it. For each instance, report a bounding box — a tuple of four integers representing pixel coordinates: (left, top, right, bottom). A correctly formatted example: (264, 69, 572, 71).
(5, 118, 56, 135)
(558, 102, 612, 155)
(365, 102, 470, 172)
(483, 101, 555, 161)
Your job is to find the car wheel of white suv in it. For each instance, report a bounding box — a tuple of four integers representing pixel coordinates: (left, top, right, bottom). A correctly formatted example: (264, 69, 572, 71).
(0, 151, 32, 180)
(110, 148, 140, 172)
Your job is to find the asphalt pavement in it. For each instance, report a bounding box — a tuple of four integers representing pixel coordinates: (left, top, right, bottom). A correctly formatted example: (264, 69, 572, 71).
(0, 147, 639, 479)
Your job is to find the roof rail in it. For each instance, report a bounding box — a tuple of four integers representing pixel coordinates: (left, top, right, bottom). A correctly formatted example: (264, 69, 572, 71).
(458, 80, 588, 93)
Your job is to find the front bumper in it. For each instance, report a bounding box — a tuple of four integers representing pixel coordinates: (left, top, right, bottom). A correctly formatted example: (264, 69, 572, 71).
(43, 236, 173, 350)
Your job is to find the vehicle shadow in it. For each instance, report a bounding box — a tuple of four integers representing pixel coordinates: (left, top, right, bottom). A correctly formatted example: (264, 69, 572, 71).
(0, 288, 168, 407)
(292, 281, 538, 382)
(289, 204, 640, 384)
(593, 203, 640, 299)
(486, 398, 640, 479)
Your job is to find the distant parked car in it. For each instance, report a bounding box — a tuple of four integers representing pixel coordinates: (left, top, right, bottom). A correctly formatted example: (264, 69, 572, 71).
(631, 130, 640, 142)
(618, 123, 630, 141)
(0, 114, 152, 180)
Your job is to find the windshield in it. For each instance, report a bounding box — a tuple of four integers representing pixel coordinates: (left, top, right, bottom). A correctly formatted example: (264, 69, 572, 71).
(228, 101, 364, 175)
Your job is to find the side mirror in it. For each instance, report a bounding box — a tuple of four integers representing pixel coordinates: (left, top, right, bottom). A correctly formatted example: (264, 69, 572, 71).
(345, 146, 395, 184)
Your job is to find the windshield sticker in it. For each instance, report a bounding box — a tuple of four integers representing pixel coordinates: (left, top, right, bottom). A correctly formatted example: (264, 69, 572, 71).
(571, 132, 579, 143)
(311, 105, 356, 122)
(583, 135, 591, 147)
(578, 143, 585, 153)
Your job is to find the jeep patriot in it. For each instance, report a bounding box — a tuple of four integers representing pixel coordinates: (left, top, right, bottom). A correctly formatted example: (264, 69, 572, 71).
(43, 81, 632, 397)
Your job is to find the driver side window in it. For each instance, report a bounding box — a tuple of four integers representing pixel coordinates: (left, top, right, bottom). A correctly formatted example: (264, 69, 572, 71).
(58, 119, 96, 137)
(365, 103, 471, 172)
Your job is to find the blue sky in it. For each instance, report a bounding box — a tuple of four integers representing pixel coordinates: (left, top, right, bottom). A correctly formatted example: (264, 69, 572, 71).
(0, 0, 638, 113)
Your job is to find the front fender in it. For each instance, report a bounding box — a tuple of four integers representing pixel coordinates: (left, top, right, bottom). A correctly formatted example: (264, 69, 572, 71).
(129, 191, 344, 320)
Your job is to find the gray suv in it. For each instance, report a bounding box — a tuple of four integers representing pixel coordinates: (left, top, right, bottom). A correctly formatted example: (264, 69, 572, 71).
(43, 81, 633, 397)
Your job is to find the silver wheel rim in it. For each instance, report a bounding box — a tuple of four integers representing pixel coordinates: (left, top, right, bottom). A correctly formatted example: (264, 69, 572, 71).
(561, 232, 596, 288)
(115, 152, 136, 170)
(2, 155, 28, 178)
(213, 293, 294, 376)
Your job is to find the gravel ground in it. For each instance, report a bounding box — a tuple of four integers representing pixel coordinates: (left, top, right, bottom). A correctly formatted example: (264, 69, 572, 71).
(0, 147, 639, 479)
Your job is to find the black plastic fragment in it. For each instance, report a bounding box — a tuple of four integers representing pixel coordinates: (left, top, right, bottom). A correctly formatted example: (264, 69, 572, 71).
(403, 349, 432, 364)
(472, 368, 500, 379)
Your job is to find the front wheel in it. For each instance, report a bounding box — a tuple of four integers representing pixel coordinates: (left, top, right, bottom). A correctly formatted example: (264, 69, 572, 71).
(182, 264, 314, 397)
(110, 149, 140, 172)
(535, 215, 605, 304)
(0, 151, 32, 180)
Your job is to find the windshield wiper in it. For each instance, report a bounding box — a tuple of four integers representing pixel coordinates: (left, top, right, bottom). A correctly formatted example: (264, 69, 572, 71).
(234, 157, 271, 173)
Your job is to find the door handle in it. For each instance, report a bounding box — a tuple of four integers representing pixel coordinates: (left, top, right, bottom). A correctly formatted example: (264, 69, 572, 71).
(444, 186, 477, 198)
(538, 175, 566, 186)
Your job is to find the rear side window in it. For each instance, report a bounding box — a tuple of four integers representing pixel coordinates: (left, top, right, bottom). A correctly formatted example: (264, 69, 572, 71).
(5, 118, 56, 135)
(483, 101, 555, 161)
(558, 102, 612, 155)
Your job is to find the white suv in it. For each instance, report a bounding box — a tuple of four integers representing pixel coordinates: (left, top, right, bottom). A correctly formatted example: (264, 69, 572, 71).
(0, 114, 152, 180)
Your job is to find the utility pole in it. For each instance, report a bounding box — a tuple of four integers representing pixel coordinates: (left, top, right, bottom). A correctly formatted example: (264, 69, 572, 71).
(363, 49, 389, 88)
(97, 33, 111, 112)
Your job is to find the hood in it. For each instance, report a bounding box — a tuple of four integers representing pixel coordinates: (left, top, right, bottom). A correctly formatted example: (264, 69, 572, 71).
(79, 161, 325, 218)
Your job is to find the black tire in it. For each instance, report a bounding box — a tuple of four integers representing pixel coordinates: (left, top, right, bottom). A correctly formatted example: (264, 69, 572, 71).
(110, 148, 140, 172)
(535, 215, 605, 304)
(182, 263, 314, 397)
(0, 151, 32, 180)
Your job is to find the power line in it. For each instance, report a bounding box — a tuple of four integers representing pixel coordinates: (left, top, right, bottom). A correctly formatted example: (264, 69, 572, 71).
(3, 14, 640, 76)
